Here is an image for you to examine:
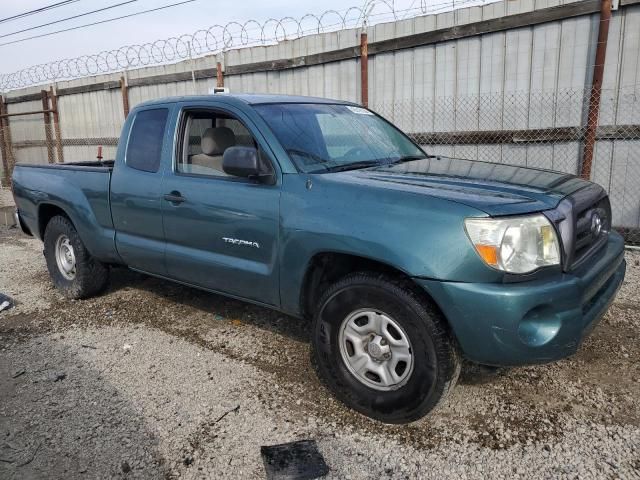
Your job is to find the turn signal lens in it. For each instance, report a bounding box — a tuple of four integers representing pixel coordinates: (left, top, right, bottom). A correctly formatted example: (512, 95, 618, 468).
(475, 244, 498, 266)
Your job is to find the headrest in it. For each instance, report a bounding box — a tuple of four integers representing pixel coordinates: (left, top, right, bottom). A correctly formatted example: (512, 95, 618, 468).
(201, 127, 236, 155)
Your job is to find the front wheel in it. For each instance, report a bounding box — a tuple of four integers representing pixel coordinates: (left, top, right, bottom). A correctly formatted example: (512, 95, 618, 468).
(312, 273, 460, 424)
(43, 215, 109, 299)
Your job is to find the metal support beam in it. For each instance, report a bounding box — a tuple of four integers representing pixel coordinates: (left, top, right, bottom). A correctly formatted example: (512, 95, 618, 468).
(581, 0, 612, 179)
(0, 109, 55, 118)
(0, 97, 15, 186)
(120, 75, 130, 118)
(49, 86, 64, 163)
(216, 62, 224, 88)
(360, 32, 369, 108)
(0, 96, 9, 186)
(41, 90, 54, 164)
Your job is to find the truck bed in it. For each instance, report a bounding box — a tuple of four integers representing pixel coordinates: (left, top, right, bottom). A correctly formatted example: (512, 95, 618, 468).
(12, 161, 120, 264)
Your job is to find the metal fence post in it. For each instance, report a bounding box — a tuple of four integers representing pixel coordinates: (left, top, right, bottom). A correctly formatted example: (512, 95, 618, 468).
(581, 0, 612, 180)
(360, 32, 369, 108)
(0, 96, 9, 186)
(49, 85, 64, 163)
(120, 75, 130, 118)
(0, 97, 15, 186)
(41, 90, 54, 164)
(216, 61, 224, 88)
(188, 41, 197, 89)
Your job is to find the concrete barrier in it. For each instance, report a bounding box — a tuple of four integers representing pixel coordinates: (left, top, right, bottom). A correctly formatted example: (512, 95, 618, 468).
(0, 206, 16, 227)
(0, 188, 16, 227)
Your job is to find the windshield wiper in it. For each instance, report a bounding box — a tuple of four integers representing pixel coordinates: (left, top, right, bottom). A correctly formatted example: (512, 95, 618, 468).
(324, 160, 383, 172)
(387, 154, 432, 165)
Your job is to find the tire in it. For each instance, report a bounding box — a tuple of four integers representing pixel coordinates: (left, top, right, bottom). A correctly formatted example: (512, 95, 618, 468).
(43, 215, 109, 299)
(311, 272, 460, 424)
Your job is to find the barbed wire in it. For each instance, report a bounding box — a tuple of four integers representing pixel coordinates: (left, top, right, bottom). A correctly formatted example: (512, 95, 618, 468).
(0, 0, 490, 91)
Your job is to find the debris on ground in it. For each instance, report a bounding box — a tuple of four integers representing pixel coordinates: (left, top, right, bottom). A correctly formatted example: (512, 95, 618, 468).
(47, 372, 66, 382)
(0, 293, 13, 313)
(261, 440, 329, 480)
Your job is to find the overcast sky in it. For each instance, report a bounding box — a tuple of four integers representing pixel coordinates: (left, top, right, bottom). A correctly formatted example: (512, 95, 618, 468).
(0, 0, 426, 74)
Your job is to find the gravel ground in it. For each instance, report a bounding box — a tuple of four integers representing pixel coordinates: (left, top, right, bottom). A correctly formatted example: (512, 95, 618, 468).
(1, 226, 639, 479)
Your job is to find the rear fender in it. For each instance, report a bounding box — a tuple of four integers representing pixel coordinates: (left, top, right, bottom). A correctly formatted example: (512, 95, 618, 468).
(12, 167, 120, 264)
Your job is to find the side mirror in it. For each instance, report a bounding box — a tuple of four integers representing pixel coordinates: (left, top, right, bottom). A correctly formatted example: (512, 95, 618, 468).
(223, 146, 274, 184)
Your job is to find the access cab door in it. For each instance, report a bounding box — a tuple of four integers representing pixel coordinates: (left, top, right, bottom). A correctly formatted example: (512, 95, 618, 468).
(111, 106, 173, 275)
(161, 103, 281, 306)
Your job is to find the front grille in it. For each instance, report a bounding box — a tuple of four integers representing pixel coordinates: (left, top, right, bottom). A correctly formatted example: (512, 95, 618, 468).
(573, 196, 611, 266)
(546, 183, 610, 271)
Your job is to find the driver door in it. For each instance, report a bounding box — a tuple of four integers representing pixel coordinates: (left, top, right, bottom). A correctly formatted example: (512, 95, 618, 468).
(161, 104, 281, 306)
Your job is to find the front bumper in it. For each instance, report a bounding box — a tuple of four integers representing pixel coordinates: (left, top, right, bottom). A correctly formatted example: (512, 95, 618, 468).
(417, 232, 626, 366)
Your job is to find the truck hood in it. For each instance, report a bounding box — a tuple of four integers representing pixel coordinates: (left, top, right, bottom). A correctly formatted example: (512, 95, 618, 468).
(337, 157, 594, 216)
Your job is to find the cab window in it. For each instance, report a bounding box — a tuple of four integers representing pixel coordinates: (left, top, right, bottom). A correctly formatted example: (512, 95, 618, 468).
(177, 110, 260, 177)
(126, 108, 168, 173)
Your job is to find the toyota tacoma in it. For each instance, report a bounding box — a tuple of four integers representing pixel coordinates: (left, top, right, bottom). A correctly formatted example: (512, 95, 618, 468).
(11, 94, 626, 423)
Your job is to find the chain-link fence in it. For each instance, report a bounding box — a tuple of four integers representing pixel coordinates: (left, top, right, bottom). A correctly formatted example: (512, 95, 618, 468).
(0, 123, 118, 184)
(1, 86, 639, 244)
(374, 86, 640, 244)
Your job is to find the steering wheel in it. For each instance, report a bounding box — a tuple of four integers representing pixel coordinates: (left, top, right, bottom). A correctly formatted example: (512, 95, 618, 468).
(343, 146, 369, 160)
(286, 148, 328, 166)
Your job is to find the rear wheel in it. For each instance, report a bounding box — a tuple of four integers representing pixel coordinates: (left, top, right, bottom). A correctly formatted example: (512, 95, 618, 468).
(312, 272, 460, 424)
(43, 215, 109, 299)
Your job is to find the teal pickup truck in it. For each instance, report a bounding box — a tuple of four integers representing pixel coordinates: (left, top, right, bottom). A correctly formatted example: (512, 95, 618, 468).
(12, 94, 626, 423)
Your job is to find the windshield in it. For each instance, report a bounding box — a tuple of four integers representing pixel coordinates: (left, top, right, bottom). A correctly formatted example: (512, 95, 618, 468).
(254, 103, 426, 173)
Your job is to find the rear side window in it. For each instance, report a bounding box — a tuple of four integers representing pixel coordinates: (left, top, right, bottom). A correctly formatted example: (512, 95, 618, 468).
(126, 108, 169, 173)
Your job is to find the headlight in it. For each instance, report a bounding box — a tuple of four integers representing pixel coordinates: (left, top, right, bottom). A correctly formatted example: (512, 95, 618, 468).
(464, 214, 560, 273)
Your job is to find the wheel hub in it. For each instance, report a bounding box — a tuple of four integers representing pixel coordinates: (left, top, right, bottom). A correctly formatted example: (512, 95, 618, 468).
(55, 235, 77, 280)
(366, 335, 390, 361)
(338, 309, 414, 391)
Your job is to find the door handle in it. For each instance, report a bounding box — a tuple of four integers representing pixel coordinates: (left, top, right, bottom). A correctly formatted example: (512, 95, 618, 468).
(164, 191, 185, 204)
